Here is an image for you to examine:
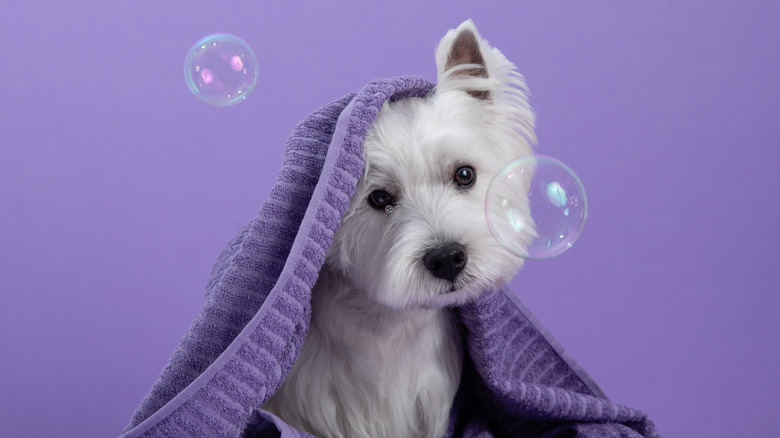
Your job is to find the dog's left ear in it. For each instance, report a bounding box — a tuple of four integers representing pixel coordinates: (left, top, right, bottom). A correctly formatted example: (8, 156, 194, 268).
(436, 19, 491, 100)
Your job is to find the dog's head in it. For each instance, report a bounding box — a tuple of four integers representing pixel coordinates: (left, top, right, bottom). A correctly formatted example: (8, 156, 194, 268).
(326, 20, 536, 309)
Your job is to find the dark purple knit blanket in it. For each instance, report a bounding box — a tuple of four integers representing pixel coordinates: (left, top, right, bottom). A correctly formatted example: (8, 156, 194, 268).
(121, 76, 658, 438)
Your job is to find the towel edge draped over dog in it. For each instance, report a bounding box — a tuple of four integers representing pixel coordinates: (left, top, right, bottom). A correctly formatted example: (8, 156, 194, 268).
(121, 76, 658, 438)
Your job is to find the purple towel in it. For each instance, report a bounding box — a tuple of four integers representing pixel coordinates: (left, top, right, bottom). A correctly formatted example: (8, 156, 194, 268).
(121, 76, 658, 438)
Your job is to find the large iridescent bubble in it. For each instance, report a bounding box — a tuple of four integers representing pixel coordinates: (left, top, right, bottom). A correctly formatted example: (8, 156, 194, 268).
(184, 33, 259, 106)
(486, 155, 587, 260)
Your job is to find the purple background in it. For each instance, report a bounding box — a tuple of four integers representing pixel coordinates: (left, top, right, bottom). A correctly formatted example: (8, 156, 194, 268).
(1, 1, 778, 437)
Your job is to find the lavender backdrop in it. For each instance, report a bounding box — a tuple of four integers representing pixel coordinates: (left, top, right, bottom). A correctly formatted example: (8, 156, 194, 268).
(1, 1, 777, 437)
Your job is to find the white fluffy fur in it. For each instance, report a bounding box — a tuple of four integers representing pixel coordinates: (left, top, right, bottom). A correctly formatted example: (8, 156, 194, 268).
(263, 20, 536, 438)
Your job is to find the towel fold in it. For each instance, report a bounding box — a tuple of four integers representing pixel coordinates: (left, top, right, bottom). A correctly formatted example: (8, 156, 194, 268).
(121, 76, 657, 438)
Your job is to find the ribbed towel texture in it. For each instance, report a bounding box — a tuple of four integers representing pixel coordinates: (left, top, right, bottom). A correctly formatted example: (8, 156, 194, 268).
(121, 76, 658, 438)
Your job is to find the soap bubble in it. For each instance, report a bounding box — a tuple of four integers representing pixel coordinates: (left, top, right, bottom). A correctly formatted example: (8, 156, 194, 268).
(184, 33, 259, 106)
(486, 155, 587, 260)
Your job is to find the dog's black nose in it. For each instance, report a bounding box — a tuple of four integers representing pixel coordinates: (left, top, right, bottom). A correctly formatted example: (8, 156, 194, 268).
(424, 243, 467, 282)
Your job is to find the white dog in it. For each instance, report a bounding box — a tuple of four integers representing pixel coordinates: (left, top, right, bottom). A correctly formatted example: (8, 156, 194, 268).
(263, 19, 536, 438)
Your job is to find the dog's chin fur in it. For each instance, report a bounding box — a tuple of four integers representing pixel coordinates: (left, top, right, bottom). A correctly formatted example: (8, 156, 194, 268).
(262, 19, 536, 438)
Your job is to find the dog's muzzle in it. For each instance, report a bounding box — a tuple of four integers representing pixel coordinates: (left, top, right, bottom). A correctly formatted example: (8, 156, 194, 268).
(423, 243, 467, 283)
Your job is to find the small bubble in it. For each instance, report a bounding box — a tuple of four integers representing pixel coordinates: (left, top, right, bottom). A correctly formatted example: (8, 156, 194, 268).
(485, 155, 588, 260)
(184, 33, 259, 106)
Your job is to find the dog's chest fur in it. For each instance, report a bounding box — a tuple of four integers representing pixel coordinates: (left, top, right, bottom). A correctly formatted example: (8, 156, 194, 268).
(263, 268, 463, 438)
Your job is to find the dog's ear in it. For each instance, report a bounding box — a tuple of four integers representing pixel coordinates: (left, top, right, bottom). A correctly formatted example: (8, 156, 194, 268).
(436, 20, 490, 100)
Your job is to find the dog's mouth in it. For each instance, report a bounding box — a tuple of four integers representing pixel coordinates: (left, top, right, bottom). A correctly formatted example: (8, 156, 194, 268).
(445, 271, 477, 293)
(418, 273, 487, 309)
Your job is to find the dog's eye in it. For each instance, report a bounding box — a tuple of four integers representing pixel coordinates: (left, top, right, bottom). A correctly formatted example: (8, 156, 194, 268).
(454, 166, 476, 188)
(367, 189, 395, 211)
